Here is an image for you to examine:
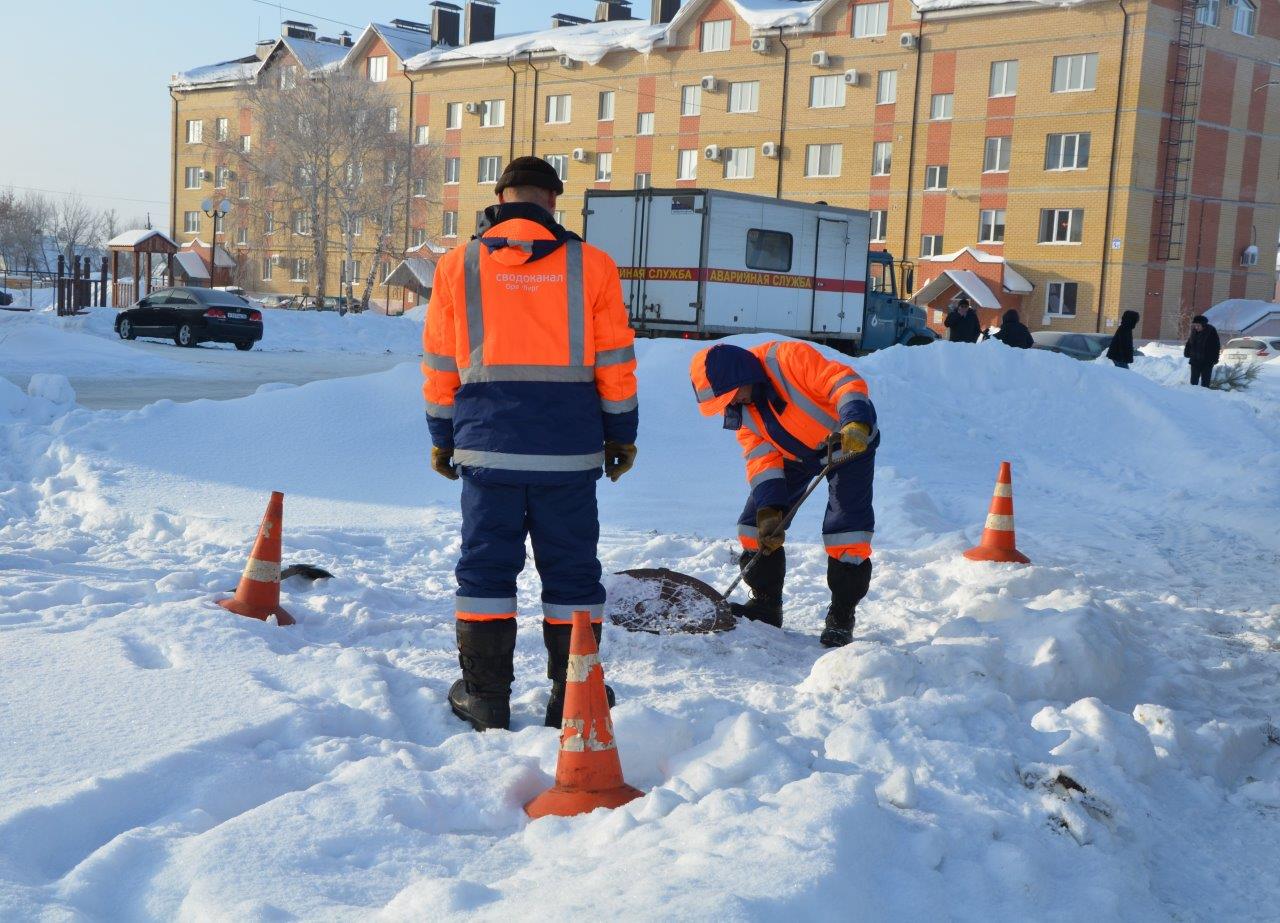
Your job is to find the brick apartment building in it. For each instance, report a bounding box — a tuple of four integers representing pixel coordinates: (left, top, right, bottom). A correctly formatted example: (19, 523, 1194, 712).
(170, 0, 1279, 336)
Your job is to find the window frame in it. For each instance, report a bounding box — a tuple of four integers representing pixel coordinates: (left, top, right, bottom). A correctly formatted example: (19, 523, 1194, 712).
(979, 208, 1007, 244)
(635, 172, 652, 189)
(983, 136, 1012, 173)
(724, 146, 756, 180)
(989, 59, 1019, 98)
(368, 55, 388, 83)
(876, 69, 898, 105)
(185, 119, 203, 144)
(477, 155, 502, 184)
(1197, 0, 1219, 26)
(930, 93, 953, 120)
(1044, 132, 1091, 170)
(445, 102, 462, 130)
(214, 118, 228, 142)
(637, 111, 655, 135)
(805, 143, 843, 178)
(292, 257, 309, 283)
(545, 94, 572, 125)
(183, 211, 200, 234)
(677, 148, 699, 180)
(1046, 280, 1079, 316)
(701, 19, 732, 52)
(545, 154, 570, 181)
(810, 74, 846, 109)
(415, 124, 430, 146)
(1051, 53, 1099, 93)
(745, 228, 793, 272)
(595, 152, 613, 182)
(598, 91, 615, 121)
(924, 164, 949, 190)
(728, 80, 760, 114)
(444, 157, 460, 184)
(869, 210, 888, 243)
(1233, 0, 1257, 35)
(443, 210, 459, 238)
(184, 166, 202, 190)
(921, 234, 944, 257)
(872, 141, 892, 176)
(681, 85, 702, 117)
(853, 2, 889, 38)
(1039, 207, 1085, 244)
(480, 99, 505, 128)
(261, 256, 273, 282)
(388, 106, 399, 133)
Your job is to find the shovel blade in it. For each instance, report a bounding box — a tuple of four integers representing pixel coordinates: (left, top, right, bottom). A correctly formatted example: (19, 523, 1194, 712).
(605, 568, 736, 634)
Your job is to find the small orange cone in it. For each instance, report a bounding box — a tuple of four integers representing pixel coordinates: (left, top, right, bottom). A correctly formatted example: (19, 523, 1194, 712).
(217, 491, 296, 626)
(963, 461, 1031, 564)
(525, 610, 642, 819)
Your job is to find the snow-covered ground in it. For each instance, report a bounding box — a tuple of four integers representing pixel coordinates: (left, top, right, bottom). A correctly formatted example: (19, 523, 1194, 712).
(2, 308, 1279, 920)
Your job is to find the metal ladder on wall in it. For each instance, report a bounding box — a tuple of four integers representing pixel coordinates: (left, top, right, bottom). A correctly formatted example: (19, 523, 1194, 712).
(1154, 0, 1206, 262)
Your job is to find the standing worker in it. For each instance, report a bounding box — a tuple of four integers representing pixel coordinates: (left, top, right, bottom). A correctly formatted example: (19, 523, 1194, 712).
(944, 297, 982, 343)
(423, 157, 639, 732)
(1184, 314, 1221, 388)
(1107, 310, 1140, 368)
(689, 341, 879, 648)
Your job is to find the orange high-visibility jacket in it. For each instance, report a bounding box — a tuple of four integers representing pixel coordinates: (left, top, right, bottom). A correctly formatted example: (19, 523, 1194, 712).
(423, 206, 638, 482)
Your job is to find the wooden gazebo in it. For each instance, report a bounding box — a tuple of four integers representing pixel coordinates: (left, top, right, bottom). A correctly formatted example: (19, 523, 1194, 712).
(107, 229, 178, 307)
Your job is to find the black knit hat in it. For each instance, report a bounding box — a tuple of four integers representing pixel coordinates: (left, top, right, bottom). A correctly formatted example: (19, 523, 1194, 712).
(1192, 314, 1208, 324)
(495, 156, 564, 196)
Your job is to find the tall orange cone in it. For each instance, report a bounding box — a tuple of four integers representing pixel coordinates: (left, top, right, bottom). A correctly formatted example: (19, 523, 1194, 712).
(217, 491, 296, 626)
(525, 610, 642, 819)
(963, 461, 1031, 564)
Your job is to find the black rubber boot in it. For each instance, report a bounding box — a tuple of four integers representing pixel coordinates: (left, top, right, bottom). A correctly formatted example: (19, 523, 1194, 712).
(543, 620, 615, 728)
(728, 548, 785, 628)
(820, 557, 872, 648)
(449, 618, 517, 731)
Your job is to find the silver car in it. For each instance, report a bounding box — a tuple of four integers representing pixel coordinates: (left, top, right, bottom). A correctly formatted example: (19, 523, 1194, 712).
(1221, 337, 1280, 363)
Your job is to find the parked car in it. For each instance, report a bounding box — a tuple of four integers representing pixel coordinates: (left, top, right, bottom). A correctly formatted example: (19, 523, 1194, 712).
(115, 287, 263, 350)
(1032, 331, 1113, 361)
(1221, 337, 1280, 363)
(256, 294, 293, 310)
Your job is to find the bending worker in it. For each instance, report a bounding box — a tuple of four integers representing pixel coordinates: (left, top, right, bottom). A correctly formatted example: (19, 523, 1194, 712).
(422, 156, 638, 732)
(690, 341, 878, 648)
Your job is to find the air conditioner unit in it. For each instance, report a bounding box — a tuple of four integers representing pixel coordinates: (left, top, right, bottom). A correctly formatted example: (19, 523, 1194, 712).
(700, 75, 720, 92)
(558, 54, 578, 68)
(900, 33, 919, 50)
(811, 50, 831, 68)
(571, 147, 588, 162)
(751, 36, 772, 54)
(761, 141, 780, 158)
(464, 101, 482, 114)
(200, 169, 212, 181)
(704, 144, 723, 161)
(843, 68, 861, 86)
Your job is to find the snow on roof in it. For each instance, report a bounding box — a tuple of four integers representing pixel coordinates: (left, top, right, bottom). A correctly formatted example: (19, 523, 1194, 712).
(1204, 299, 1280, 333)
(172, 251, 210, 280)
(107, 229, 178, 250)
(914, 269, 1002, 310)
(184, 240, 236, 268)
(370, 23, 436, 62)
(914, 0, 1104, 11)
(384, 257, 436, 289)
(171, 56, 262, 89)
(919, 246, 1033, 294)
(700, 0, 827, 29)
(406, 19, 668, 69)
(282, 36, 350, 72)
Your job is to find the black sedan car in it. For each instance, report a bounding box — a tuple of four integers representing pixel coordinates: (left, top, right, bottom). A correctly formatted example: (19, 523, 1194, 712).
(115, 287, 263, 350)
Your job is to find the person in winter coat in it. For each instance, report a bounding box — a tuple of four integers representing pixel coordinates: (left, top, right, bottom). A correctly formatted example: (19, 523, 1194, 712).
(944, 297, 982, 343)
(690, 341, 878, 648)
(1106, 310, 1140, 368)
(423, 156, 639, 731)
(1183, 314, 1221, 387)
(991, 309, 1033, 349)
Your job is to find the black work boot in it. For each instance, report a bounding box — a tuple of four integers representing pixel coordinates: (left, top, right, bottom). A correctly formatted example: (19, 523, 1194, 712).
(728, 548, 786, 628)
(449, 618, 517, 731)
(820, 557, 872, 648)
(543, 619, 615, 728)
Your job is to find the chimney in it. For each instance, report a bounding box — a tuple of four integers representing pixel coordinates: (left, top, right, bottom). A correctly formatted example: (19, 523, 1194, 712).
(464, 0, 497, 45)
(255, 39, 275, 60)
(281, 20, 317, 40)
(552, 12, 591, 28)
(596, 0, 634, 21)
(339, 30, 354, 47)
(430, 1, 462, 46)
(650, 0, 680, 24)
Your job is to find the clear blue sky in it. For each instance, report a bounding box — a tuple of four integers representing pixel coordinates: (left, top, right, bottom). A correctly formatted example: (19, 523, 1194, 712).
(0, 1, 598, 223)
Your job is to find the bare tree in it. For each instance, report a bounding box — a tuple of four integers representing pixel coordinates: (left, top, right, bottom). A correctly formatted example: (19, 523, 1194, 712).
(52, 193, 101, 265)
(0, 189, 54, 273)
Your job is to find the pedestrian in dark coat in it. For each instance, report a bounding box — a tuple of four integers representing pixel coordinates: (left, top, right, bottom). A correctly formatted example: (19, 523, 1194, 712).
(944, 297, 982, 343)
(1107, 310, 1140, 368)
(1183, 314, 1220, 388)
(992, 309, 1034, 349)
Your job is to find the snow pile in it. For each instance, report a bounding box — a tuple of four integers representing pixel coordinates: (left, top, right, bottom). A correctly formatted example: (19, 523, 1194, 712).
(406, 20, 669, 68)
(1, 335, 1279, 919)
(1204, 298, 1280, 336)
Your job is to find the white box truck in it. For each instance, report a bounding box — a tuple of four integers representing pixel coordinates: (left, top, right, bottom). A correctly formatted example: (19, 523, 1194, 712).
(583, 188, 935, 352)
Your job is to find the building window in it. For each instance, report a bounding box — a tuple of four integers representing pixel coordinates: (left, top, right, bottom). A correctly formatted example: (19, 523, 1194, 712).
(805, 143, 843, 178)
(635, 172, 651, 189)
(1046, 281, 1078, 316)
(724, 147, 755, 180)
(1052, 53, 1098, 92)
(983, 136, 1012, 173)
(214, 118, 228, 142)
(292, 257, 309, 282)
(238, 181, 250, 200)
(265, 213, 276, 235)
(341, 215, 363, 236)
(368, 55, 388, 82)
(1197, 0, 1219, 25)
(930, 93, 953, 120)
(853, 2, 889, 37)
(876, 70, 898, 105)
(921, 234, 944, 257)
(293, 211, 311, 235)
(598, 91, 615, 121)
(185, 120, 203, 144)
(387, 107, 399, 132)
(1233, 0, 1257, 35)
(184, 166, 202, 189)
(215, 165, 230, 188)
(239, 134, 251, 153)
(413, 177, 427, 197)
(1045, 132, 1091, 170)
(446, 102, 462, 129)
(478, 156, 501, 184)
(235, 227, 248, 246)
(544, 154, 569, 181)
(1039, 207, 1084, 243)
(872, 141, 892, 176)
(546, 94, 572, 124)
(262, 257, 273, 282)
(342, 260, 360, 283)
(554, 210, 565, 225)
(480, 99, 504, 128)
(383, 160, 398, 187)
(414, 125, 430, 146)
(729, 81, 760, 113)
(443, 210, 458, 238)
(701, 19, 732, 52)
(869, 210, 887, 242)
(596, 152, 613, 182)
(745, 229, 793, 272)
(183, 211, 199, 234)
(279, 66, 298, 90)
(924, 164, 948, 189)
(637, 111, 654, 135)
(989, 60, 1019, 97)
(809, 75, 846, 109)
(979, 208, 1006, 243)
(412, 228, 427, 248)
(681, 85, 702, 116)
(677, 149, 698, 180)
(343, 162, 363, 187)
(445, 157, 460, 184)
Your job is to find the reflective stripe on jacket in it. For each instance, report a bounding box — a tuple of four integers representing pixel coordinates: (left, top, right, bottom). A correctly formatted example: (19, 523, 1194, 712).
(423, 205, 637, 483)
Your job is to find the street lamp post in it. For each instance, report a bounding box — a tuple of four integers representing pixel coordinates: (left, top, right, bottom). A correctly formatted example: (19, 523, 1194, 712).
(200, 196, 232, 288)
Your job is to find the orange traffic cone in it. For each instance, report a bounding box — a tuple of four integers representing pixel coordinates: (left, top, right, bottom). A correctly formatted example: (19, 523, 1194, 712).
(217, 491, 296, 626)
(963, 461, 1031, 564)
(525, 610, 642, 819)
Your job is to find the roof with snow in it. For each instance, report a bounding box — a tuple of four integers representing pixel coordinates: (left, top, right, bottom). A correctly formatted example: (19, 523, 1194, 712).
(914, 270, 1003, 310)
(171, 56, 263, 89)
(173, 35, 350, 89)
(171, 251, 211, 281)
(1203, 299, 1280, 334)
(281, 36, 350, 72)
(919, 246, 1033, 294)
(107, 229, 178, 250)
(384, 257, 436, 290)
(364, 22, 436, 62)
(406, 19, 668, 68)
